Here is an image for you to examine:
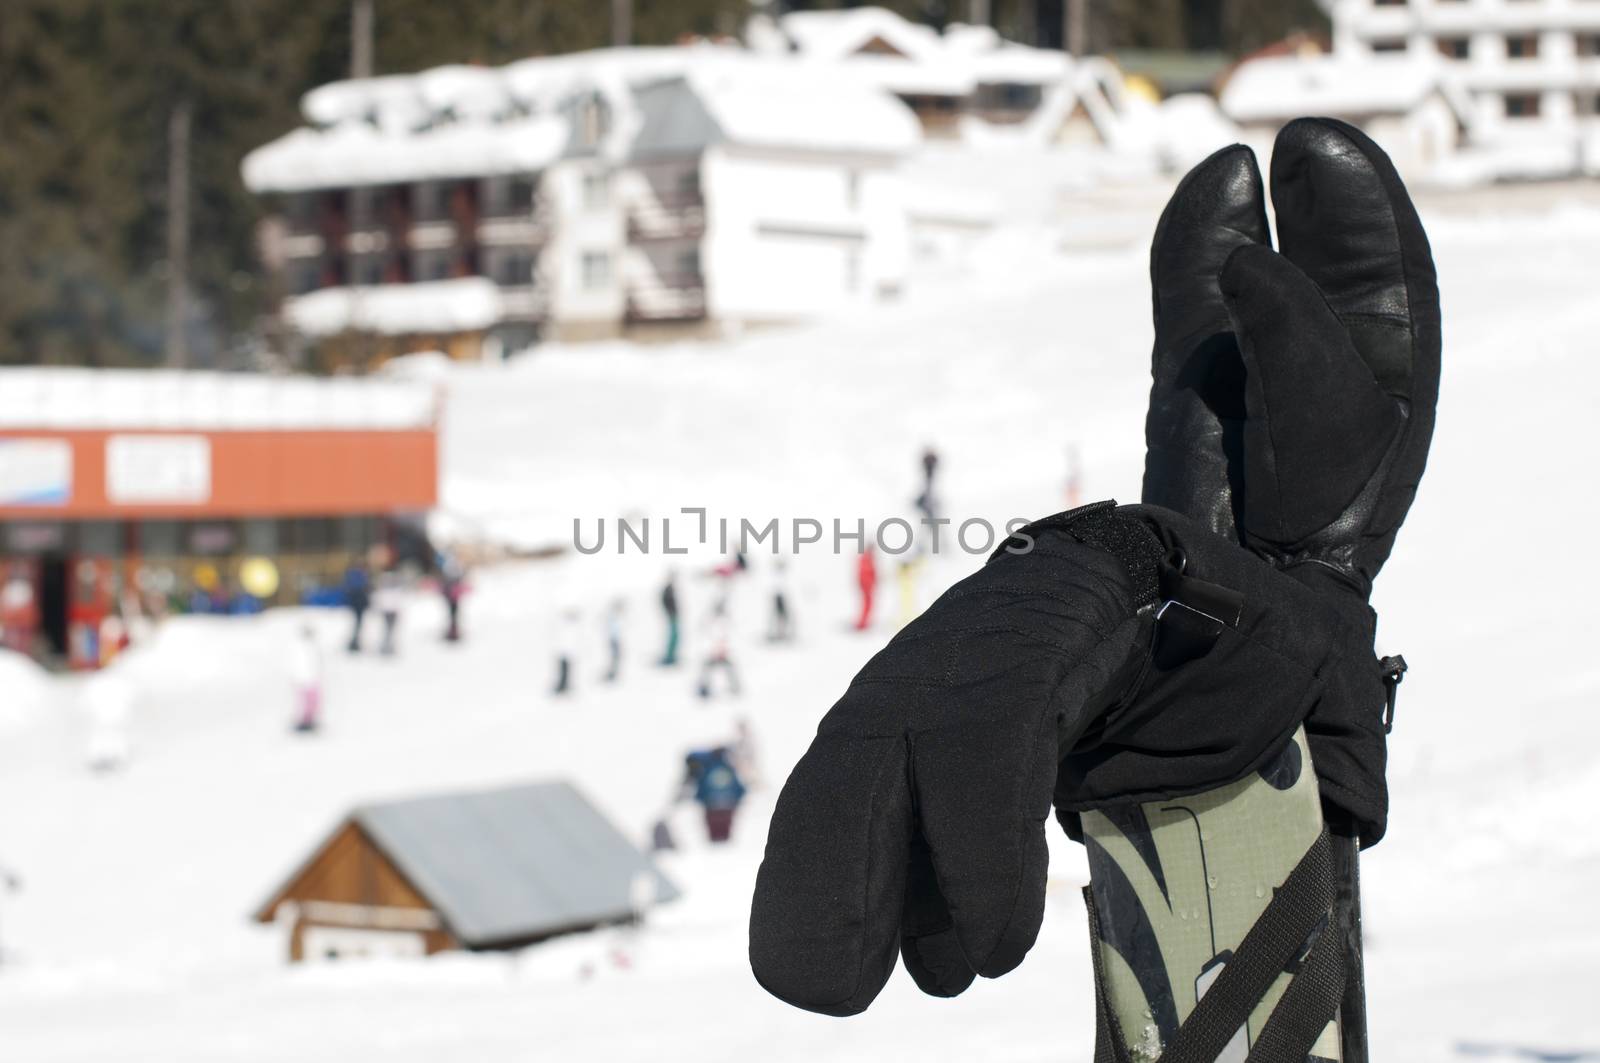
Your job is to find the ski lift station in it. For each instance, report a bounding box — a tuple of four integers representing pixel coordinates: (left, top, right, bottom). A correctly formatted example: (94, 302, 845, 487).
(253, 780, 679, 962)
(0, 367, 439, 669)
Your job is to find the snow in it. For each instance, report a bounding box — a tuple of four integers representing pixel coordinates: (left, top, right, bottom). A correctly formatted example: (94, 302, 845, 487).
(283, 278, 504, 339)
(0, 368, 436, 430)
(0, 649, 49, 735)
(778, 6, 945, 64)
(3, 172, 1600, 1061)
(681, 65, 923, 157)
(1221, 53, 1470, 126)
(242, 115, 569, 194)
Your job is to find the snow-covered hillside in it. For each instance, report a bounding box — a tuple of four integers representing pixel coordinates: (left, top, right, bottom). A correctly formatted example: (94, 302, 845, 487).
(2, 172, 1597, 1062)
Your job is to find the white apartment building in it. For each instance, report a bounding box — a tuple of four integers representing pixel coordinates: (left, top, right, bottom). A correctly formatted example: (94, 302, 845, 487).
(242, 46, 924, 360)
(1329, 0, 1600, 176)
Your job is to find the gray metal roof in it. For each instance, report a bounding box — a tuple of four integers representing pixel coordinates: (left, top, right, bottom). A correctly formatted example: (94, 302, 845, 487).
(353, 780, 679, 948)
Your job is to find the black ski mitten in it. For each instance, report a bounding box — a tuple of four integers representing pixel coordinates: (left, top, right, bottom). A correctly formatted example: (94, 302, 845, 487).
(749, 501, 1373, 1016)
(1143, 119, 1440, 844)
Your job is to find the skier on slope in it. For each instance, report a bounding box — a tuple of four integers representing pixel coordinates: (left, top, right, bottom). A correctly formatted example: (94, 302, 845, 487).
(766, 558, 793, 643)
(681, 747, 748, 844)
(602, 598, 626, 683)
(288, 623, 323, 734)
(854, 546, 877, 631)
(658, 571, 681, 667)
(750, 120, 1436, 1063)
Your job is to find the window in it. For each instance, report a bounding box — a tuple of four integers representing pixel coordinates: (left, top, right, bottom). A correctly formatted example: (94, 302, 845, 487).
(138, 520, 182, 557)
(1437, 37, 1470, 60)
(351, 253, 384, 286)
(411, 247, 452, 282)
(511, 175, 537, 213)
(1505, 35, 1539, 59)
(582, 171, 609, 210)
(482, 175, 537, 217)
(580, 251, 611, 290)
(677, 169, 701, 203)
(290, 260, 322, 295)
(76, 521, 122, 556)
(349, 187, 377, 228)
(188, 522, 237, 557)
(1578, 34, 1600, 58)
(1577, 92, 1600, 116)
(1504, 92, 1542, 118)
(487, 248, 534, 287)
(242, 519, 278, 555)
(286, 193, 317, 232)
(1371, 38, 1407, 53)
(412, 181, 446, 222)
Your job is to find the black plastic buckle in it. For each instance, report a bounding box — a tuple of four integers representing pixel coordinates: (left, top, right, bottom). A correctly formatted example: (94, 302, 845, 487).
(1379, 654, 1408, 733)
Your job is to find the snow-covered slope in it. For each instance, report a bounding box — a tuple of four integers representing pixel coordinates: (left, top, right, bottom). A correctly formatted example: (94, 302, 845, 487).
(2, 177, 1597, 1062)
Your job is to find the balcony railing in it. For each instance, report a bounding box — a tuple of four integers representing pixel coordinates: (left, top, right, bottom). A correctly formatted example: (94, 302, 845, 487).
(477, 207, 553, 247)
(499, 285, 548, 321)
(625, 275, 707, 323)
(627, 197, 706, 242)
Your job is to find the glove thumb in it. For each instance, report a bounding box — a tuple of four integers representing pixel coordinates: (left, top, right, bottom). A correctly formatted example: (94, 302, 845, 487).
(1219, 243, 1401, 546)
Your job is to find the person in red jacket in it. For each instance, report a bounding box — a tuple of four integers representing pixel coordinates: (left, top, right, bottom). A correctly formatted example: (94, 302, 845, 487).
(854, 546, 877, 631)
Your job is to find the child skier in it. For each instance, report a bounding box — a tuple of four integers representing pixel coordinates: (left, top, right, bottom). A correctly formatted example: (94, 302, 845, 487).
(854, 546, 876, 631)
(372, 566, 405, 657)
(766, 558, 793, 643)
(552, 607, 580, 696)
(658, 571, 680, 666)
(602, 598, 625, 683)
(289, 623, 323, 734)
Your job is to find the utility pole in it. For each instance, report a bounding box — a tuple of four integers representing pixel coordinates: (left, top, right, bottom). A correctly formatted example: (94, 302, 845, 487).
(1065, 0, 1087, 57)
(164, 99, 191, 370)
(611, 0, 632, 48)
(351, 0, 374, 79)
(970, 0, 990, 26)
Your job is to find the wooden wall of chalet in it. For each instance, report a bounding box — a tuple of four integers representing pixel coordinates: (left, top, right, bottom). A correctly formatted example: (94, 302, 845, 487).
(260, 821, 458, 959)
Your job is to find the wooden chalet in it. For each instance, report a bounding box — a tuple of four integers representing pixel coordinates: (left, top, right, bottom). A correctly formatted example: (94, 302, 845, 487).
(254, 780, 678, 962)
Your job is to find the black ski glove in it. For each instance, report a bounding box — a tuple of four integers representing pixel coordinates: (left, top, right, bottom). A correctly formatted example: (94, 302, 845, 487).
(1142, 119, 1440, 844)
(750, 502, 1371, 1016)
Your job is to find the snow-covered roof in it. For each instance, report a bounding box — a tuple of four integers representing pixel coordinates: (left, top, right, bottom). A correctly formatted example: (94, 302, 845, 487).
(0, 368, 437, 430)
(778, 6, 944, 63)
(771, 10, 1071, 95)
(630, 64, 921, 160)
(257, 781, 679, 948)
(284, 278, 504, 339)
(247, 45, 749, 192)
(1221, 54, 1471, 125)
(242, 115, 568, 193)
(942, 23, 1070, 85)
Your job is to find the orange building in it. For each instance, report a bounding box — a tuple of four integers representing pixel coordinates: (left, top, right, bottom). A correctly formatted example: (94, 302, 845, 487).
(0, 369, 439, 667)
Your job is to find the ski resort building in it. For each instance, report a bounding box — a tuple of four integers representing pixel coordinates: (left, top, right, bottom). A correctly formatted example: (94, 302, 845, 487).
(1229, 0, 1600, 180)
(748, 5, 1142, 144)
(1220, 49, 1474, 178)
(0, 369, 438, 668)
(254, 781, 678, 962)
(243, 45, 924, 358)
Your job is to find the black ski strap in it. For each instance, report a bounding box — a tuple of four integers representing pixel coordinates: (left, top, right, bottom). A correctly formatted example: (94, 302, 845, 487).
(1245, 917, 1346, 1062)
(1154, 830, 1337, 1063)
(1083, 885, 1131, 1063)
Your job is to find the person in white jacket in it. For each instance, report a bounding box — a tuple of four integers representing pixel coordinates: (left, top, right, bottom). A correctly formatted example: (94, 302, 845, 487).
(289, 624, 323, 733)
(83, 663, 134, 771)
